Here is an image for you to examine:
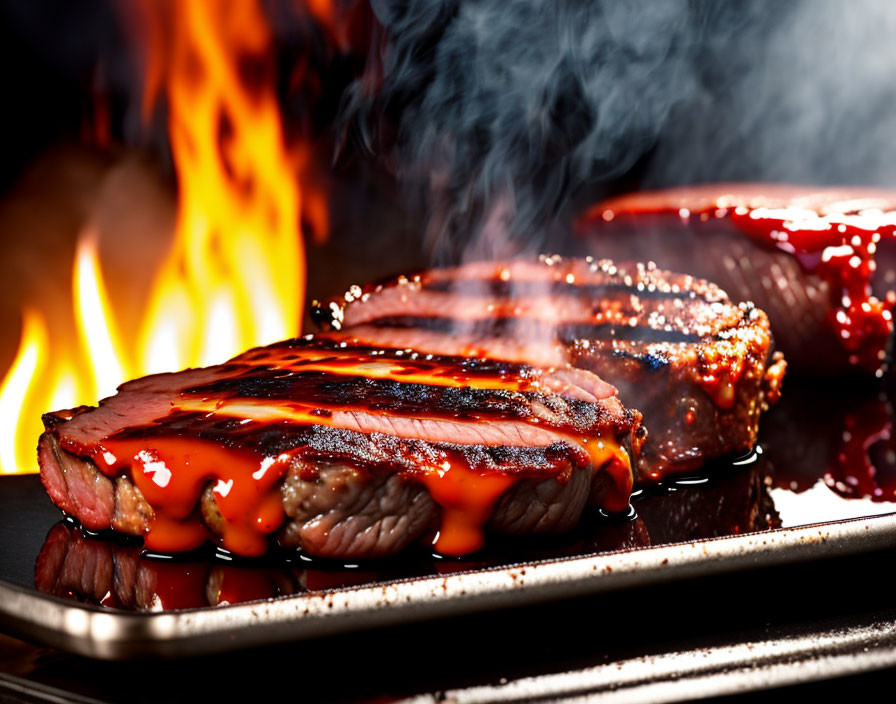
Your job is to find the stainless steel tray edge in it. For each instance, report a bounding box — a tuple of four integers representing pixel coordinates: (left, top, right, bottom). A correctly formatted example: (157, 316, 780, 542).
(398, 616, 896, 704)
(3, 513, 896, 660)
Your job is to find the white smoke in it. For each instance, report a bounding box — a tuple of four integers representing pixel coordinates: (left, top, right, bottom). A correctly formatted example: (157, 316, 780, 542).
(346, 0, 896, 259)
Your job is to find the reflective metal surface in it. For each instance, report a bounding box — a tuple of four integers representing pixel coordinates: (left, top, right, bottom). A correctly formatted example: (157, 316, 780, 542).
(1, 474, 895, 660)
(0, 382, 894, 670)
(399, 615, 896, 704)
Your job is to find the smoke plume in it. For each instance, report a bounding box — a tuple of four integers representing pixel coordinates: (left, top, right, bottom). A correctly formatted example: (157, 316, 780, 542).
(344, 0, 896, 260)
(345, 0, 703, 259)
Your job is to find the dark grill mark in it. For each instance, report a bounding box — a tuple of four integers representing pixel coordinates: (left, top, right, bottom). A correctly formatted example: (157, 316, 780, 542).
(109, 414, 585, 476)
(239, 339, 538, 379)
(367, 315, 703, 344)
(174, 370, 608, 434)
(419, 278, 699, 301)
(609, 348, 670, 371)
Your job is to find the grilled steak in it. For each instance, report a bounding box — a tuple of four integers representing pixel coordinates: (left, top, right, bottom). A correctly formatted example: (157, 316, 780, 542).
(38, 337, 640, 559)
(313, 256, 785, 480)
(577, 184, 896, 376)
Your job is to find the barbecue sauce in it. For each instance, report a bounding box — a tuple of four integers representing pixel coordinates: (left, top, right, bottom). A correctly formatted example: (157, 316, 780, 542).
(69, 341, 634, 558)
(419, 458, 517, 555)
(591, 186, 896, 373)
(731, 206, 892, 371)
(89, 437, 292, 556)
(824, 396, 895, 500)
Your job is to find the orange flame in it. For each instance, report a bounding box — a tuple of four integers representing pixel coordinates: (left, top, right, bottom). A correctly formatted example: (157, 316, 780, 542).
(0, 239, 119, 476)
(139, 0, 308, 372)
(0, 311, 48, 475)
(0, 0, 324, 474)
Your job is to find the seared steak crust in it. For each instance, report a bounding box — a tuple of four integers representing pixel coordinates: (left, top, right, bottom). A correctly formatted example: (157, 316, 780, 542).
(314, 256, 785, 480)
(38, 337, 640, 559)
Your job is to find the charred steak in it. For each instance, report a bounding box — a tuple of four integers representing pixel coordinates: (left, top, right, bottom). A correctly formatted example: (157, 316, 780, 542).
(38, 337, 641, 559)
(577, 184, 896, 376)
(313, 256, 785, 480)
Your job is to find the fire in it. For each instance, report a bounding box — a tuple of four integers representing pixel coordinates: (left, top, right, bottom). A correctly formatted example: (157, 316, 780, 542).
(74, 235, 130, 400)
(0, 241, 113, 477)
(0, 311, 48, 475)
(0, 0, 323, 474)
(138, 0, 311, 374)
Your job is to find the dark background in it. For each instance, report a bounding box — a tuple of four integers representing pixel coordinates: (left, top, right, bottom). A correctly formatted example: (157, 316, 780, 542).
(6, 0, 896, 215)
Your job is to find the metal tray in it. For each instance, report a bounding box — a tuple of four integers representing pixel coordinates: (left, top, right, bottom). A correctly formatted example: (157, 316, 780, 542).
(1, 383, 895, 668)
(1, 478, 896, 662)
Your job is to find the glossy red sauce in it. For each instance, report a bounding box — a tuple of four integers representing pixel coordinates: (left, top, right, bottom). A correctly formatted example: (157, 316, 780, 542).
(419, 459, 517, 555)
(77, 342, 632, 557)
(581, 437, 633, 513)
(696, 357, 739, 410)
(145, 561, 210, 610)
(90, 438, 292, 556)
(824, 395, 895, 501)
(589, 185, 896, 373)
(731, 207, 891, 372)
(209, 567, 291, 607)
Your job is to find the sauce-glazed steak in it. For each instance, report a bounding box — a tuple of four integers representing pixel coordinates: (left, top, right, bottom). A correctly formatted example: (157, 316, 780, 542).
(577, 184, 896, 376)
(38, 337, 641, 559)
(313, 256, 785, 481)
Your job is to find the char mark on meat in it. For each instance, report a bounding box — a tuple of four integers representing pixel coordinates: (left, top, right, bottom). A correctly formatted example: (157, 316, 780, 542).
(315, 256, 785, 481)
(37, 336, 640, 559)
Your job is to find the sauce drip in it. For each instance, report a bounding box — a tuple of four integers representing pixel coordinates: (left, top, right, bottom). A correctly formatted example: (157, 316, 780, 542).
(91, 437, 292, 556)
(696, 359, 739, 410)
(580, 436, 634, 513)
(731, 206, 892, 371)
(419, 458, 517, 555)
(592, 186, 896, 373)
(824, 396, 895, 501)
